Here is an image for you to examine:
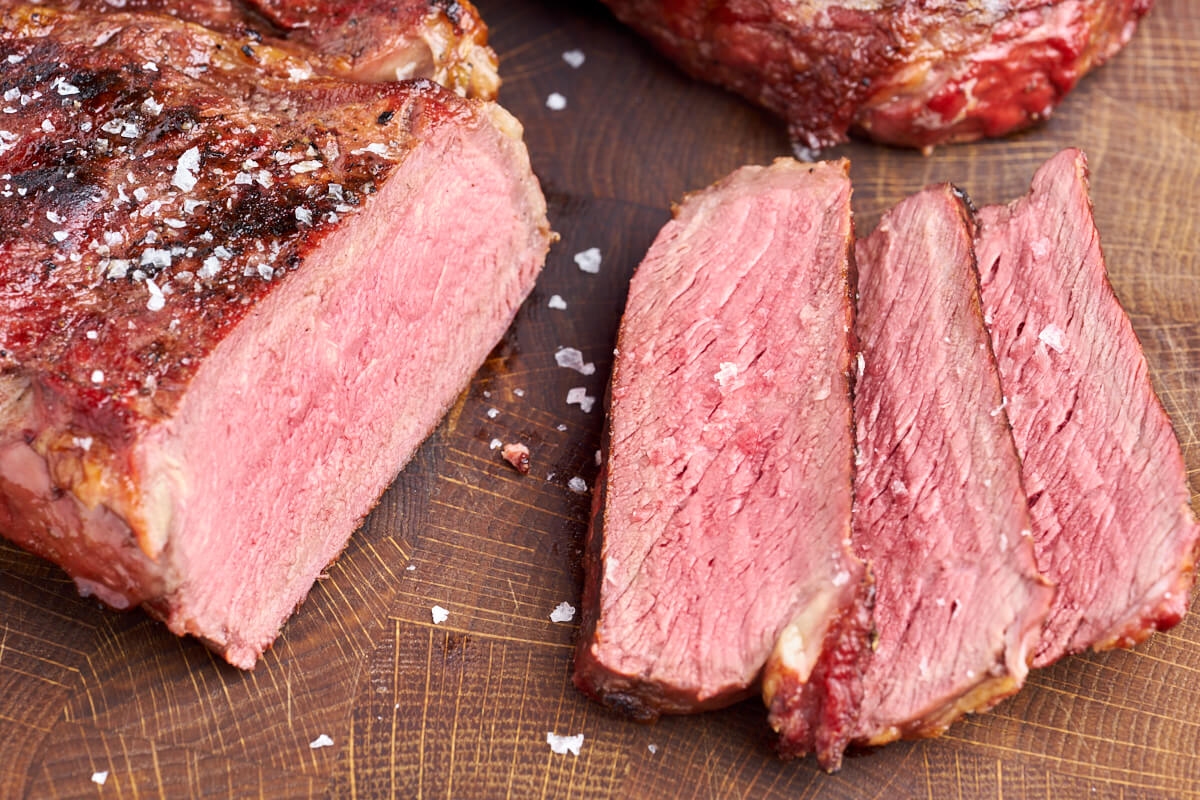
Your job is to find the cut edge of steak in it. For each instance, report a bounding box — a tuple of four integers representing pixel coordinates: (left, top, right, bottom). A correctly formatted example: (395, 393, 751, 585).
(975, 148, 1199, 667)
(849, 184, 1052, 747)
(574, 160, 869, 756)
(598, 0, 1153, 152)
(0, 6, 551, 668)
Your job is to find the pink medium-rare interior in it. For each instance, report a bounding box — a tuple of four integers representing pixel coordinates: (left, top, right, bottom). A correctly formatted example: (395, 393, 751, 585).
(139, 109, 547, 668)
(976, 149, 1199, 667)
(852, 186, 1051, 743)
(592, 161, 858, 706)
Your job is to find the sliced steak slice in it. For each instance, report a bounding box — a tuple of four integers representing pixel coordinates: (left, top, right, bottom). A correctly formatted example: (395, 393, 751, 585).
(976, 149, 1199, 667)
(22, 0, 499, 98)
(0, 5, 550, 668)
(851, 185, 1052, 747)
(598, 0, 1152, 152)
(573, 160, 869, 772)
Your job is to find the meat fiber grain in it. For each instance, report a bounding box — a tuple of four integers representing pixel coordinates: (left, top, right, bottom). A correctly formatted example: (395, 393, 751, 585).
(851, 185, 1052, 747)
(976, 149, 1199, 666)
(573, 159, 870, 772)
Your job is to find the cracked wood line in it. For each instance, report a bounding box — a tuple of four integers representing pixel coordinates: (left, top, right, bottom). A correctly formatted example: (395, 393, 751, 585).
(0, 0, 1198, 798)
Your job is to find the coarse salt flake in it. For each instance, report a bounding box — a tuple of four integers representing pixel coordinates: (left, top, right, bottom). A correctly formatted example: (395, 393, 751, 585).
(290, 160, 322, 174)
(54, 78, 80, 96)
(164, 218, 186, 229)
(52, 231, 68, 242)
(309, 734, 334, 749)
(86, 330, 98, 340)
(172, 146, 200, 192)
(140, 96, 163, 116)
(486, 407, 500, 419)
(199, 257, 220, 279)
(140, 248, 171, 269)
(6, 55, 23, 65)
(46, 210, 62, 223)
(431, 605, 449, 625)
(568, 476, 588, 494)
(714, 361, 738, 388)
(143, 61, 158, 71)
(41, 118, 55, 133)
(562, 50, 586, 68)
(566, 387, 595, 413)
(548, 294, 567, 310)
(832, 570, 850, 587)
(546, 732, 584, 756)
(574, 247, 601, 274)
(91, 771, 108, 785)
(555, 347, 596, 375)
(550, 602, 575, 623)
(1039, 323, 1066, 353)
(546, 92, 567, 111)
(90, 370, 104, 384)
(146, 279, 165, 312)
(257, 264, 274, 280)
(489, 438, 503, 450)
(295, 206, 313, 225)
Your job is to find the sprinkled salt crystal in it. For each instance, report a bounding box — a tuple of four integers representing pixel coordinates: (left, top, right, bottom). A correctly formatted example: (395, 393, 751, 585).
(164, 218, 186, 229)
(832, 570, 850, 587)
(146, 279, 165, 311)
(133, 187, 148, 202)
(562, 49, 586, 68)
(290, 160, 322, 174)
(52, 231, 68, 242)
(566, 387, 595, 413)
(46, 210, 63, 223)
(568, 476, 588, 494)
(406, 564, 416, 571)
(431, 605, 449, 625)
(86, 330, 98, 340)
(257, 264, 274, 281)
(214, 245, 233, 259)
(513, 388, 525, 397)
(546, 732, 583, 756)
(105, 259, 130, 278)
(199, 257, 220, 279)
(714, 361, 738, 388)
(118, 121, 139, 138)
(143, 61, 158, 71)
(550, 602, 575, 623)
(295, 206, 313, 225)
(489, 438, 503, 450)
(1039, 323, 1066, 353)
(574, 247, 601, 274)
(556, 424, 568, 432)
(546, 471, 557, 481)
(486, 408, 500, 419)
(91, 370, 104, 384)
(555, 347, 596, 375)
(53, 78, 80, 96)
(172, 146, 200, 192)
(990, 396, 1008, 418)
(73, 436, 93, 451)
(648, 744, 658, 755)
(255, 170, 272, 188)
(548, 294, 567, 310)
(891, 479, 908, 495)
(41, 118, 55, 133)
(140, 96, 162, 116)
(235, 172, 253, 185)
(287, 65, 313, 82)
(6, 55, 23, 64)
(140, 249, 171, 269)
(91, 771, 108, 785)
(351, 142, 390, 157)
(546, 92, 567, 111)
(309, 734, 334, 749)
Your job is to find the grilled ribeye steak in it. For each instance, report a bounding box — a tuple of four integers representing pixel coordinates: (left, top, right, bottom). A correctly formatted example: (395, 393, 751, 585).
(849, 185, 1052, 751)
(599, 0, 1153, 152)
(573, 159, 870, 772)
(0, 4, 550, 668)
(976, 149, 1198, 666)
(27, 0, 499, 97)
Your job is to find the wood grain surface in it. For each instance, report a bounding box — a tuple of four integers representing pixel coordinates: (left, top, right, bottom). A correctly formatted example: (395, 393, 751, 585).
(2, 1, 1199, 797)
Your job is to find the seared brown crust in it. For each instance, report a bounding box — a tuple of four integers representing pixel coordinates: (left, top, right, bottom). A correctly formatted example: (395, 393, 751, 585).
(599, 0, 1153, 151)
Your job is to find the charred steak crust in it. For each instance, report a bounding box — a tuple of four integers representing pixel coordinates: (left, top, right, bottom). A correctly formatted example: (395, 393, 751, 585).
(574, 160, 869, 772)
(22, 0, 499, 97)
(598, 0, 1154, 151)
(976, 149, 1200, 667)
(0, 3, 550, 667)
(849, 185, 1052, 751)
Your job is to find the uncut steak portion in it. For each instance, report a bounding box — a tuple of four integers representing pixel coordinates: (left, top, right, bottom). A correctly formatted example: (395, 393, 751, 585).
(599, 0, 1152, 152)
(25, 0, 499, 98)
(573, 160, 870, 772)
(0, 5, 550, 668)
(851, 186, 1052, 748)
(976, 150, 1198, 667)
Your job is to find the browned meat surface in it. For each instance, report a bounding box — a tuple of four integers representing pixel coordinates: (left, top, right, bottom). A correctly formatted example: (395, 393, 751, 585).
(598, 0, 1153, 152)
(850, 184, 1051, 749)
(976, 149, 1199, 666)
(0, 3, 550, 667)
(573, 159, 870, 772)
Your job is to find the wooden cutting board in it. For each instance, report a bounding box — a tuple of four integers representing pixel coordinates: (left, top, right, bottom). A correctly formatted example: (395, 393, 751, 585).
(3, 2, 1198, 797)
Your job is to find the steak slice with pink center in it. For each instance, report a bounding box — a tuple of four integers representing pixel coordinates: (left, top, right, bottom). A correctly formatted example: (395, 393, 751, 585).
(976, 149, 1199, 667)
(851, 185, 1052, 747)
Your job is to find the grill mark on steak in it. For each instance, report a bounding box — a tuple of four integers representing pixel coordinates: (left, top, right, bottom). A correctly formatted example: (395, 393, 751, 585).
(976, 148, 1200, 666)
(599, 0, 1154, 151)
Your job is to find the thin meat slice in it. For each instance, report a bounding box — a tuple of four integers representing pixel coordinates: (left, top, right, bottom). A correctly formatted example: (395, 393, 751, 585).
(976, 149, 1199, 667)
(0, 6, 550, 668)
(573, 160, 870, 772)
(851, 186, 1053, 747)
